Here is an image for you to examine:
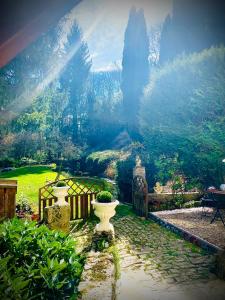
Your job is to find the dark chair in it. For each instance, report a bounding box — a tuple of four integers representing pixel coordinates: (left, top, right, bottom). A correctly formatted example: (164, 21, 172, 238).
(200, 192, 217, 218)
(210, 193, 225, 226)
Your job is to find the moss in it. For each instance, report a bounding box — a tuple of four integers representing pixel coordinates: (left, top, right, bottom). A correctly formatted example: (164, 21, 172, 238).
(90, 262, 108, 281)
(108, 245, 121, 280)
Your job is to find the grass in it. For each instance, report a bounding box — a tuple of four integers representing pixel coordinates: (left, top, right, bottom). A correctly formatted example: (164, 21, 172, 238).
(0, 165, 64, 211)
(0, 165, 111, 213)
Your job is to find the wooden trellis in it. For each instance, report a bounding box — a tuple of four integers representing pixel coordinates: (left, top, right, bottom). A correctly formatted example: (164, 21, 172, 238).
(132, 175, 148, 217)
(39, 177, 104, 221)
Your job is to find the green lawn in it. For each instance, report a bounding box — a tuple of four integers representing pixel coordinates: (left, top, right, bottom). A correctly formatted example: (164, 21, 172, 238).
(0, 165, 113, 214)
(0, 165, 64, 211)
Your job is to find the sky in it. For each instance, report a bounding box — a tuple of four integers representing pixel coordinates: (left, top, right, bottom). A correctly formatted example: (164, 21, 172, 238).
(68, 0, 172, 71)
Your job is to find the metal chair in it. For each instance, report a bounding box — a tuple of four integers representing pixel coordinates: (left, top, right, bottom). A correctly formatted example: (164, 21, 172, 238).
(200, 192, 217, 218)
(210, 193, 225, 226)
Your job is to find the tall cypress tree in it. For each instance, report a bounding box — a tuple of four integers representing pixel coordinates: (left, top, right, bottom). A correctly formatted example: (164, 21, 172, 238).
(121, 7, 149, 139)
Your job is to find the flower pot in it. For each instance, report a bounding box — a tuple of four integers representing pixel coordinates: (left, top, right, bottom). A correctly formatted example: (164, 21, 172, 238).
(91, 200, 119, 234)
(31, 213, 39, 221)
(53, 186, 69, 206)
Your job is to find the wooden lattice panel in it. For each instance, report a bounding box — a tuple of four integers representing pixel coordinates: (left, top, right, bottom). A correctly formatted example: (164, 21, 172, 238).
(39, 177, 103, 221)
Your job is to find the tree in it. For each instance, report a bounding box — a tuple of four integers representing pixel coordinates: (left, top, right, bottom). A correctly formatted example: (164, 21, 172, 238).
(121, 7, 149, 138)
(83, 70, 123, 149)
(141, 46, 225, 186)
(159, 0, 225, 64)
(60, 21, 91, 144)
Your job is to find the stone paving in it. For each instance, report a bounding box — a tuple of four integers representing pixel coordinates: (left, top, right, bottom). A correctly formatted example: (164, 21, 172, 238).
(112, 205, 225, 300)
(74, 205, 225, 300)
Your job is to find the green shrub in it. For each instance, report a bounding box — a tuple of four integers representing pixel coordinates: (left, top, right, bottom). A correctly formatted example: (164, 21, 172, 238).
(96, 191, 113, 203)
(116, 156, 135, 203)
(86, 150, 123, 176)
(0, 218, 84, 299)
(183, 200, 201, 208)
(55, 181, 67, 187)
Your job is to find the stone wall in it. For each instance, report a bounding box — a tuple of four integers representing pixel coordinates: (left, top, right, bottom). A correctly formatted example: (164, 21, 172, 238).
(148, 192, 202, 203)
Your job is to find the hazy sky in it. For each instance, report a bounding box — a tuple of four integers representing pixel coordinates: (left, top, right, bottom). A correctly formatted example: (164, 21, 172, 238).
(69, 0, 172, 71)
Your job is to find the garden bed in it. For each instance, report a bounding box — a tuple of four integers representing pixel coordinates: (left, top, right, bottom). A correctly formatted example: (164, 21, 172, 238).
(152, 208, 225, 250)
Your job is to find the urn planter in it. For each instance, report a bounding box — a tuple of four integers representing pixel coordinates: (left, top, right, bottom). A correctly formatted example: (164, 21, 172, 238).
(53, 186, 69, 206)
(91, 200, 119, 234)
(220, 184, 225, 191)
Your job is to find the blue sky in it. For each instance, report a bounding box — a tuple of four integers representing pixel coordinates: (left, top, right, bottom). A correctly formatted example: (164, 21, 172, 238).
(70, 0, 172, 71)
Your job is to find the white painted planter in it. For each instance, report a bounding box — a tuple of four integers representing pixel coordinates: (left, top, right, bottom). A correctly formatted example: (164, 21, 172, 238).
(91, 200, 119, 234)
(220, 184, 225, 191)
(53, 186, 69, 206)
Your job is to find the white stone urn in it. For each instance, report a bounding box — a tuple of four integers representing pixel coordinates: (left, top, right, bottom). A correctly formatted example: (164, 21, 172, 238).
(220, 184, 225, 191)
(53, 186, 69, 206)
(91, 200, 119, 234)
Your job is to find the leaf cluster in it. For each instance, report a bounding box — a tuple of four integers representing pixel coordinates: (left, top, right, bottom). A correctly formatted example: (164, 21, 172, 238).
(0, 219, 84, 299)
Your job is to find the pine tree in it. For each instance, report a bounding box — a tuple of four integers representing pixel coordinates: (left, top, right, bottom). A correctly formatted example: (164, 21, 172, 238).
(121, 7, 149, 139)
(60, 21, 91, 144)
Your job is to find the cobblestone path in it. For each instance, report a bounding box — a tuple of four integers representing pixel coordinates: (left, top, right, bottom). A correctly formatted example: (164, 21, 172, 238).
(112, 205, 225, 300)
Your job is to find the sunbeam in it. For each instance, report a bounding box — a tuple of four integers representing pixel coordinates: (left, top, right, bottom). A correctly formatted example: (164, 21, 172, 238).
(0, 6, 105, 124)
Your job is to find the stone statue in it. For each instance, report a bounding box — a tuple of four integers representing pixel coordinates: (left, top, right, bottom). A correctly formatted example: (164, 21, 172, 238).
(136, 155, 142, 167)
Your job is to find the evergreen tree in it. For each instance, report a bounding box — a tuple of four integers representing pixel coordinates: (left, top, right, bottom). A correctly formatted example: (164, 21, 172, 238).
(60, 21, 91, 144)
(159, 0, 225, 64)
(121, 7, 149, 138)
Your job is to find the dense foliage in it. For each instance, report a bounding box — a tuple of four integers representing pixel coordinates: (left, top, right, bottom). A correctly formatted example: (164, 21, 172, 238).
(141, 46, 225, 187)
(160, 0, 225, 64)
(0, 219, 84, 299)
(86, 150, 123, 176)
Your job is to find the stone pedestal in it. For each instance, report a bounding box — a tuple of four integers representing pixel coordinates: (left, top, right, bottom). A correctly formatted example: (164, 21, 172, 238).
(44, 204, 71, 233)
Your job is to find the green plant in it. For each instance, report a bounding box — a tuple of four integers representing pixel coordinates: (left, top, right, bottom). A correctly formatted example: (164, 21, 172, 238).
(16, 193, 33, 218)
(116, 155, 135, 203)
(92, 231, 114, 252)
(55, 181, 67, 187)
(86, 150, 123, 176)
(0, 218, 84, 299)
(96, 191, 113, 203)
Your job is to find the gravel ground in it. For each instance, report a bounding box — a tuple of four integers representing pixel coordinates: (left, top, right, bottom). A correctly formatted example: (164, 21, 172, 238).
(154, 208, 225, 249)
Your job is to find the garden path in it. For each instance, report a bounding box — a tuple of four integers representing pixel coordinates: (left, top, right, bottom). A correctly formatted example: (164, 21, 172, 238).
(112, 206, 225, 300)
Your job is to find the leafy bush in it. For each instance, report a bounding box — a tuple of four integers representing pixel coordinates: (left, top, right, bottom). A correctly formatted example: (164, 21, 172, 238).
(86, 150, 123, 176)
(183, 200, 201, 208)
(55, 181, 67, 187)
(0, 219, 84, 299)
(96, 191, 113, 203)
(16, 193, 33, 218)
(91, 232, 114, 252)
(116, 155, 135, 203)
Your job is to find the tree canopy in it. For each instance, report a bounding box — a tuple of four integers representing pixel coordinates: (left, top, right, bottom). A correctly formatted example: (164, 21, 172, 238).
(141, 46, 225, 186)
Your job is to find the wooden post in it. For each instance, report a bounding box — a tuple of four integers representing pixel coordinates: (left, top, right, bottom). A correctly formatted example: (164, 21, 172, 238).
(0, 179, 17, 220)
